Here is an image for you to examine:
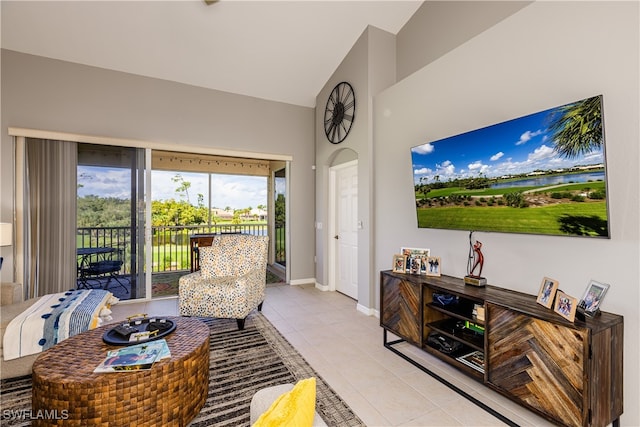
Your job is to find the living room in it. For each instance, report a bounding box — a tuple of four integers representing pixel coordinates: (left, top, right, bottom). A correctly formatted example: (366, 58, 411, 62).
(1, 1, 638, 426)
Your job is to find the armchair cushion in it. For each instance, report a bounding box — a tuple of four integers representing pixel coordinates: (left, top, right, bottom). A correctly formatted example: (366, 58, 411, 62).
(179, 270, 263, 319)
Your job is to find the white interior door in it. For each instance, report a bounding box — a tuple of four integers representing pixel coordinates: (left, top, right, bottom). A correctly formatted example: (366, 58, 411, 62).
(332, 161, 358, 299)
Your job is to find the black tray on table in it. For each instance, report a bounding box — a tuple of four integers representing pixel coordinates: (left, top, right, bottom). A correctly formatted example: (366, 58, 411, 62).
(103, 316, 176, 346)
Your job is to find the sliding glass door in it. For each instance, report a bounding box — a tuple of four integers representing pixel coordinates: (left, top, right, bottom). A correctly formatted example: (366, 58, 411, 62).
(77, 144, 147, 300)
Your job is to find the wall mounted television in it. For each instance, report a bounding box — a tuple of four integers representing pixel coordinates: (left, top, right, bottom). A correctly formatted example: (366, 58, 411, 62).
(411, 95, 609, 238)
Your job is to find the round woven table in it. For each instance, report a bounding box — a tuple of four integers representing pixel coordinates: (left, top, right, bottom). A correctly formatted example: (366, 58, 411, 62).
(32, 316, 210, 427)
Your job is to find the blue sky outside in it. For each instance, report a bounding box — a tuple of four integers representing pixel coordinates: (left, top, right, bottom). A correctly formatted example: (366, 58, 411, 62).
(411, 100, 605, 185)
(78, 168, 270, 210)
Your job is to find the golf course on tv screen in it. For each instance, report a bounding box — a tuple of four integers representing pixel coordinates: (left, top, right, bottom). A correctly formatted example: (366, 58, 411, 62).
(411, 95, 609, 238)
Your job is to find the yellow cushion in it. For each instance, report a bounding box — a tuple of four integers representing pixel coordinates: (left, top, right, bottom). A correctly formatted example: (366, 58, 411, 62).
(253, 377, 317, 427)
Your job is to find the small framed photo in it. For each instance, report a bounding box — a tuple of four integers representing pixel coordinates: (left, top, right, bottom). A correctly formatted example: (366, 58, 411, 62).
(401, 247, 430, 273)
(536, 277, 559, 309)
(425, 256, 441, 277)
(408, 256, 422, 274)
(392, 254, 406, 273)
(554, 290, 577, 322)
(577, 280, 610, 316)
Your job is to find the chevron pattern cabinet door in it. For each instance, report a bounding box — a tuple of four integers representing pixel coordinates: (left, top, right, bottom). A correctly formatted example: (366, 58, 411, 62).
(380, 273, 421, 346)
(487, 303, 589, 426)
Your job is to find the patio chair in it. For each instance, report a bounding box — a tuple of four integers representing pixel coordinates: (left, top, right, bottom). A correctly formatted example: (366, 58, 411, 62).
(78, 248, 128, 294)
(179, 234, 269, 330)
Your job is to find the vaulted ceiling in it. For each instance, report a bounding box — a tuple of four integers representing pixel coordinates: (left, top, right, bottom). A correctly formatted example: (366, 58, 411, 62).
(1, 1, 422, 108)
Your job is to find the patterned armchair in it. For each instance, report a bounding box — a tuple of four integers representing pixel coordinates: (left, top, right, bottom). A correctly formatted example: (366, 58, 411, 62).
(179, 234, 269, 330)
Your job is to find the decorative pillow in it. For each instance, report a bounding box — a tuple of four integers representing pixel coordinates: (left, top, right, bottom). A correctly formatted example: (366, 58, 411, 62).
(253, 377, 317, 427)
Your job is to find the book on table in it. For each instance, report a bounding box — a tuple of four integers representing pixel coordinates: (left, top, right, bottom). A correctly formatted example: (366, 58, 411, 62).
(455, 350, 485, 373)
(94, 339, 171, 373)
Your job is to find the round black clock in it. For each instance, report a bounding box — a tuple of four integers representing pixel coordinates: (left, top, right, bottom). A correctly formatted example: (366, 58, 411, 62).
(324, 81, 355, 144)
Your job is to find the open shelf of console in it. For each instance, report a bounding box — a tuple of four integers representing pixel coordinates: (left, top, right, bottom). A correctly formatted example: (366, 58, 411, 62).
(425, 318, 484, 351)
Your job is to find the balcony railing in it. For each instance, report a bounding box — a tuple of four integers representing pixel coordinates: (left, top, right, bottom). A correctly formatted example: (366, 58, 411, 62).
(77, 223, 283, 274)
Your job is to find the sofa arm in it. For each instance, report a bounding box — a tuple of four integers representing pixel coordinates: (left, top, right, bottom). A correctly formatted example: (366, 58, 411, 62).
(1, 282, 24, 306)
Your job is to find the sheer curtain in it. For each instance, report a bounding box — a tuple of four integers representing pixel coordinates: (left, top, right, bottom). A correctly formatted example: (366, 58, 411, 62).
(24, 138, 77, 297)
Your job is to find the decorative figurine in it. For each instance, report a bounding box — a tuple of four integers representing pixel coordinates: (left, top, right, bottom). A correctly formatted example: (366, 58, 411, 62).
(470, 240, 484, 277)
(464, 232, 487, 287)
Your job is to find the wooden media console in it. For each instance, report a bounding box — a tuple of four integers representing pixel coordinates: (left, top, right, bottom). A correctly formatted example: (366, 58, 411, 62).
(380, 270, 623, 427)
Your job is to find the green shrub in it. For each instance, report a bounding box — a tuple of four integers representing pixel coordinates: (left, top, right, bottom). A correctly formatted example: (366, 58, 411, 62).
(504, 191, 526, 208)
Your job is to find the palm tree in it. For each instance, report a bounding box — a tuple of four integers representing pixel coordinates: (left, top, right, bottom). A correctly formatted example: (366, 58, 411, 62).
(547, 96, 603, 159)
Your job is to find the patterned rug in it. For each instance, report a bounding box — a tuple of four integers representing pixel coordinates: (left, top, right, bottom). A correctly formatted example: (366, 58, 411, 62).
(0, 313, 363, 427)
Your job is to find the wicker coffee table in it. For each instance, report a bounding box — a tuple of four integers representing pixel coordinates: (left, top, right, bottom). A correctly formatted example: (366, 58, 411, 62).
(32, 316, 210, 426)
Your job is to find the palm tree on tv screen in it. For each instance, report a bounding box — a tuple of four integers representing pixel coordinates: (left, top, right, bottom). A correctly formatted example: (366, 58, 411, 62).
(547, 96, 603, 159)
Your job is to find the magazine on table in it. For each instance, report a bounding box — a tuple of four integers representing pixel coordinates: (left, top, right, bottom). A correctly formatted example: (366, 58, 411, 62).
(455, 350, 485, 373)
(94, 339, 171, 373)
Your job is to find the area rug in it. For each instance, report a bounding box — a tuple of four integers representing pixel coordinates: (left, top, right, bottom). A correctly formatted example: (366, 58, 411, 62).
(0, 313, 364, 427)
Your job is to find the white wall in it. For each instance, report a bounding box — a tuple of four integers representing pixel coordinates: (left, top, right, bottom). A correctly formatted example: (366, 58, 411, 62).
(0, 50, 316, 283)
(314, 26, 395, 309)
(315, 28, 369, 300)
(396, 1, 532, 81)
(374, 2, 639, 424)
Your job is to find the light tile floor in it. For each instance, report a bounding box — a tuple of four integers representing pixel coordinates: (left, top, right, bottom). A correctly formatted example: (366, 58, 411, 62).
(111, 283, 554, 427)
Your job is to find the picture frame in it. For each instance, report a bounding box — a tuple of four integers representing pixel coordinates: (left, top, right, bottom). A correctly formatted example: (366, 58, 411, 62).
(408, 256, 422, 274)
(536, 277, 559, 309)
(392, 254, 407, 273)
(577, 279, 610, 316)
(400, 247, 430, 273)
(420, 258, 427, 275)
(554, 290, 577, 322)
(425, 256, 441, 277)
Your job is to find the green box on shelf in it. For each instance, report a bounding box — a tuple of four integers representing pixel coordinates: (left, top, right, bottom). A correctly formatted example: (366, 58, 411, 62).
(464, 321, 485, 334)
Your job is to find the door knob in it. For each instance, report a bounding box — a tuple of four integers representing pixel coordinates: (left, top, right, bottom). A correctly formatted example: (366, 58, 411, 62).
(334, 235, 339, 240)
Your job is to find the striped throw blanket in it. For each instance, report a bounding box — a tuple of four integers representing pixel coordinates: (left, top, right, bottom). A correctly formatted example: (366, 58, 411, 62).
(3, 289, 117, 361)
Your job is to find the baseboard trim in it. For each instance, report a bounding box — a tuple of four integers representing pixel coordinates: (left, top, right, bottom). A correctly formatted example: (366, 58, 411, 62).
(288, 278, 316, 286)
(315, 282, 330, 292)
(357, 303, 379, 316)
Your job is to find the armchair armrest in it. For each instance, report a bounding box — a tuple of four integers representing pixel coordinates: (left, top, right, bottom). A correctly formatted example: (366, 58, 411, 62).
(1, 282, 24, 306)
